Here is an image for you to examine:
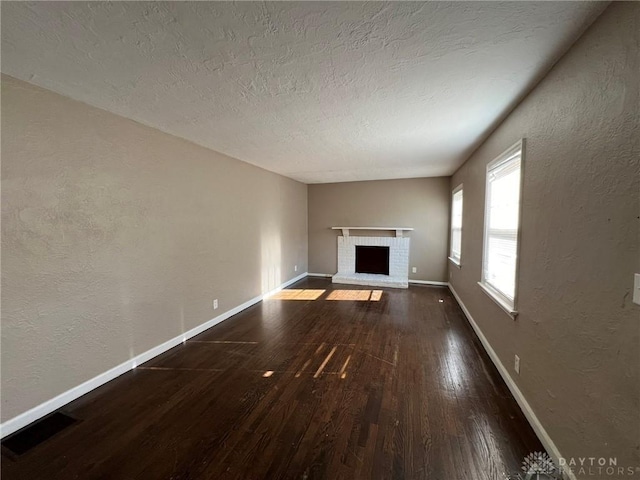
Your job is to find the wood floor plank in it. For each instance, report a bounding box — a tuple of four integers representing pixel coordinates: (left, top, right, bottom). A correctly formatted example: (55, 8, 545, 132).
(1, 278, 544, 479)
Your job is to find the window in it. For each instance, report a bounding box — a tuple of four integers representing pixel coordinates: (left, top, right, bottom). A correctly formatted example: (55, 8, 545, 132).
(479, 140, 524, 316)
(449, 185, 463, 266)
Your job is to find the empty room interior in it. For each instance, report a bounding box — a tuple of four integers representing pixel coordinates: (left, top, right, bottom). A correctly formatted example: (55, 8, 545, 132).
(1, 2, 638, 479)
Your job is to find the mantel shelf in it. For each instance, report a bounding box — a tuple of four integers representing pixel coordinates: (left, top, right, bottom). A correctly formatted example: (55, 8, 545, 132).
(331, 227, 414, 238)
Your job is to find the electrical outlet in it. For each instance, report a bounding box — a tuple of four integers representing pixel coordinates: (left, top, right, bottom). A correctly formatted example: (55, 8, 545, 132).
(412, 267, 417, 273)
(514, 355, 520, 375)
(633, 274, 640, 306)
(295, 265, 298, 272)
(213, 299, 218, 310)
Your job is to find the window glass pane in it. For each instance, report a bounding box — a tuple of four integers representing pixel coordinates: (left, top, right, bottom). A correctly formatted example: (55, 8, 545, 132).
(451, 227, 461, 259)
(489, 163, 520, 231)
(485, 230, 517, 299)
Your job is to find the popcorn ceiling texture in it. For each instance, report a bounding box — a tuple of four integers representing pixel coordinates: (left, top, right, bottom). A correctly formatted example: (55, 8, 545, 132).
(449, 3, 639, 470)
(0, 1, 605, 183)
(0, 75, 308, 422)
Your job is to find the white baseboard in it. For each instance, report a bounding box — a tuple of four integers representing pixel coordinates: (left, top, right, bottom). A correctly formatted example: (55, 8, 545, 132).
(0, 272, 309, 439)
(308, 274, 447, 288)
(408, 279, 448, 286)
(447, 283, 575, 480)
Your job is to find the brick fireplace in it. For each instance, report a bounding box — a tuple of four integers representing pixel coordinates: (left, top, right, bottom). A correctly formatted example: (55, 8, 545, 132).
(331, 228, 411, 288)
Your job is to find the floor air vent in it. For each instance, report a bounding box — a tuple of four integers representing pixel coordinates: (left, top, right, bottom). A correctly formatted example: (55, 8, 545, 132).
(2, 412, 77, 456)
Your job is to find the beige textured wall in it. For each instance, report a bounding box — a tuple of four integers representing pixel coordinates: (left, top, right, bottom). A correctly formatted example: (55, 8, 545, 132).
(1, 75, 308, 422)
(449, 2, 639, 469)
(308, 178, 449, 282)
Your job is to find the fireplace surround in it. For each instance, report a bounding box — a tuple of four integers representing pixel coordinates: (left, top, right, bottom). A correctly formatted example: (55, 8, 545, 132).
(331, 227, 411, 288)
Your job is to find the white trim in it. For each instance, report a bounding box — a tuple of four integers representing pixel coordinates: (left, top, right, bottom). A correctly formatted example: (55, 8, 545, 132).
(307, 274, 447, 286)
(477, 281, 518, 319)
(305, 276, 449, 288)
(331, 226, 413, 238)
(408, 280, 448, 286)
(448, 257, 462, 269)
(448, 283, 575, 480)
(0, 272, 309, 439)
(331, 226, 414, 231)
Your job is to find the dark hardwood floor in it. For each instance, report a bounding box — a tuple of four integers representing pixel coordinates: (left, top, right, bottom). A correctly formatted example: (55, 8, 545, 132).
(1, 278, 543, 479)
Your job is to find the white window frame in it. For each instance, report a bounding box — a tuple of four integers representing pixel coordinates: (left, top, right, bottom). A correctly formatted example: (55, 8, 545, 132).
(478, 139, 524, 319)
(448, 184, 463, 268)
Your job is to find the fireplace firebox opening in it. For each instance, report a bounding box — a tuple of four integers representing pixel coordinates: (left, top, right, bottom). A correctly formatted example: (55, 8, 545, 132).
(355, 246, 390, 275)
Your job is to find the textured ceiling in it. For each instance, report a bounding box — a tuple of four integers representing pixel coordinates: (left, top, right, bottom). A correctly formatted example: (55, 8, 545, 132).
(1, 2, 606, 183)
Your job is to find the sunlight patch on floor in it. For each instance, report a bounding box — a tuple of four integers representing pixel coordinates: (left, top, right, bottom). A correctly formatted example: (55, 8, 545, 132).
(370, 290, 383, 301)
(326, 290, 383, 301)
(269, 289, 326, 300)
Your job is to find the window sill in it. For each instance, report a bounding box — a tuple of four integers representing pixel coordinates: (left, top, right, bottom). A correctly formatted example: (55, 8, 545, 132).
(477, 282, 518, 319)
(448, 257, 462, 269)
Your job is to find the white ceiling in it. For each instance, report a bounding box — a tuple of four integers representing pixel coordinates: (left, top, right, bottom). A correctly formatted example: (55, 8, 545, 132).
(2, 2, 606, 184)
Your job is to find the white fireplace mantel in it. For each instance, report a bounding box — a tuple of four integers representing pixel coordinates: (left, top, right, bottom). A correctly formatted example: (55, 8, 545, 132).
(331, 226, 414, 238)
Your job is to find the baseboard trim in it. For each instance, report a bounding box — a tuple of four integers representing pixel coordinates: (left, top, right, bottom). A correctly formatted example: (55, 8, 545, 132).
(447, 283, 574, 480)
(0, 272, 309, 439)
(308, 275, 448, 287)
(408, 279, 448, 286)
